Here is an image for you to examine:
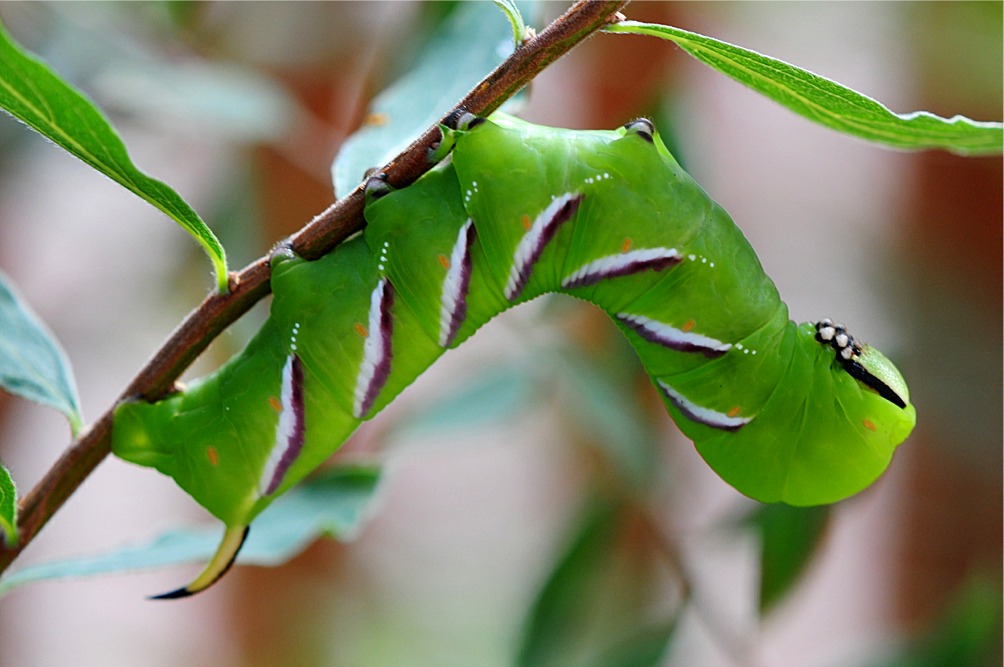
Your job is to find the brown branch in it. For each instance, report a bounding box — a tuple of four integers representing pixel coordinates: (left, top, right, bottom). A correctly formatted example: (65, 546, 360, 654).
(0, 0, 630, 576)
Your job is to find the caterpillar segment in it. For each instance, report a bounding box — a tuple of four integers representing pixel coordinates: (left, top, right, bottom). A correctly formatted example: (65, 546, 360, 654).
(112, 113, 914, 597)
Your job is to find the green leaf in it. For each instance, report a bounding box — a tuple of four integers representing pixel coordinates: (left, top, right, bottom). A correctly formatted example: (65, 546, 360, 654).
(0, 465, 381, 596)
(517, 498, 678, 667)
(332, 1, 533, 197)
(0, 20, 228, 291)
(0, 464, 16, 547)
(586, 622, 679, 667)
(0, 270, 83, 434)
(605, 21, 1003, 155)
(551, 348, 659, 491)
(492, 0, 528, 46)
(389, 364, 535, 438)
(746, 503, 830, 615)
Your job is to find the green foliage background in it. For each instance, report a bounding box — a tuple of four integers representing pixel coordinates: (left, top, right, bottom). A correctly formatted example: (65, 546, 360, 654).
(0, 2, 999, 666)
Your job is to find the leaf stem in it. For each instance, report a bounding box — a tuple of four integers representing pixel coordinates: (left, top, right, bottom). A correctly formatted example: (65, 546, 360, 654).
(0, 0, 629, 578)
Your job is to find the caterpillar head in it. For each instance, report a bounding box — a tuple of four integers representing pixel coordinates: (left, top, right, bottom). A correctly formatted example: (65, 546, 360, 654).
(815, 319, 909, 409)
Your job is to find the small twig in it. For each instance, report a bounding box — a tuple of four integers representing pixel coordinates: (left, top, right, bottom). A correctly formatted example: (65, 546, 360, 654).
(640, 504, 765, 667)
(0, 0, 630, 577)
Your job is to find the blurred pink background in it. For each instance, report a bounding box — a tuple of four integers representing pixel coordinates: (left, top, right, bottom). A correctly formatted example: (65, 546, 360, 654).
(0, 3, 999, 665)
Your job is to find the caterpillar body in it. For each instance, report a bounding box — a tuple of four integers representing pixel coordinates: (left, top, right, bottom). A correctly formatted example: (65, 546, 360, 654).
(112, 112, 915, 597)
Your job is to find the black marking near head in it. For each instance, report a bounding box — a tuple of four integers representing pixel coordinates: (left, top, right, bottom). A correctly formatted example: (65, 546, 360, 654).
(624, 118, 655, 143)
(814, 319, 861, 360)
(814, 320, 907, 409)
(842, 359, 908, 409)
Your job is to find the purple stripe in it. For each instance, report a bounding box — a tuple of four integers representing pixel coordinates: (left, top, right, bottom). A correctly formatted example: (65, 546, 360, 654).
(264, 355, 306, 495)
(616, 316, 729, 359)
(656, 380, 750, 433)
(443, 222, 477, 348)
(507, 194, 583, 301)
(358, 278, 395, 418)
(563, 253, 680, 289)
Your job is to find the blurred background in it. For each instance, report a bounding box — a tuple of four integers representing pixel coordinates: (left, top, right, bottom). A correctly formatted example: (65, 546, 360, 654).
(0, 2, 1000, 666)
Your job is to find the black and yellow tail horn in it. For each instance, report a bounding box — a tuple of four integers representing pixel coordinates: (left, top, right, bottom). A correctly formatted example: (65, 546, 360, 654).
(150, 525, 249, 600)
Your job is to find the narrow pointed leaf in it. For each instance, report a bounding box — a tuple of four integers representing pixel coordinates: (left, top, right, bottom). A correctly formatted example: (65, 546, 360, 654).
(332, 1, 533, 197)
(0, 21, 228, 290)
(517, 498, 678, 667)
(492, 0, 528, 46)
(0, 465, 381, 595)
(0, 270, 83, 434)
(0, 464, 16, 547)
(551, 348, 659, 490)
(606, 21, 1003, 155)
(747, 503, 830, 615)
(389, 365, 535, 438)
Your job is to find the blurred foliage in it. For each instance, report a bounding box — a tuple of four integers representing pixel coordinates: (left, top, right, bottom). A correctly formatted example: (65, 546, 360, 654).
(606, 21, 1002, 154)
(0, 465, 382, 596)
(860, 576, 1002, 667)
(0, 2, 999, 666)
(332, 1, 534, 197)
(0, 270, 82, 433)
(0, 464, 14, 547)
(517, 496, 679, 667)
(0, 18, 229, 290)
(744, 503, 830, 615)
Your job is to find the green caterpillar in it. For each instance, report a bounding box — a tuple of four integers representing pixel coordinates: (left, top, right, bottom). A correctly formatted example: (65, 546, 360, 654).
(112, 112, 915, 597)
